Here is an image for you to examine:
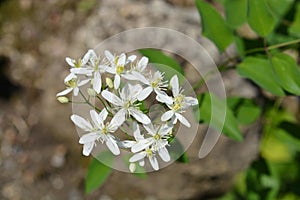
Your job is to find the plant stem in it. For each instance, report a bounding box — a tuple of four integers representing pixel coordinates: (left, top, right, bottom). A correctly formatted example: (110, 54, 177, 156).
(79, 90, 101, 112)
(246, 38, 300, 54)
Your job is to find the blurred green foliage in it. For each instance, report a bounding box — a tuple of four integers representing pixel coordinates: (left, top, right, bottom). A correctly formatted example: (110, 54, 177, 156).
(195, 0, 300, 199)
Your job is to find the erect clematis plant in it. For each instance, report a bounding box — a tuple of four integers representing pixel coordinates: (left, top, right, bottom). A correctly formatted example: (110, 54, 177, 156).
(57, 49, 198, 172)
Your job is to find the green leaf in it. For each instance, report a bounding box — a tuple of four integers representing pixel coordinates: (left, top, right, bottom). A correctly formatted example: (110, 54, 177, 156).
(139, 49, 184, 83)
(224, 0, 248, 28)
(271, 53, 300, 95)
(289, 3, 300, 37)
(237, 57, 285, 96)
(85, 152, 113, 194)
(248, 0, 276, 36)
(195, 0, 234, 52)
(227, 97, 261, 125)
(199, 93, 243, 141)
(266, 0, 294, 19)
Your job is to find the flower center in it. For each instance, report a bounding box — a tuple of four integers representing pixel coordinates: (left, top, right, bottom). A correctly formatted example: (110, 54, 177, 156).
(102, 123, 110, 134)
(174, 94, 184, 104)
(66, 79, 77, 88)
(172, 103, 182, 112)
(116, 65, 124, 74)
(124, 100, 131, 109)
(145, 149, 153, 157)
(151, 77, 161, 88)
(74, 59, 82, 68)
(153, 133, 161, 140)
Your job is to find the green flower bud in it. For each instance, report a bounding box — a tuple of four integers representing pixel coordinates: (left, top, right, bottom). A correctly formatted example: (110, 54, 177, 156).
(57, 96, 69, 104)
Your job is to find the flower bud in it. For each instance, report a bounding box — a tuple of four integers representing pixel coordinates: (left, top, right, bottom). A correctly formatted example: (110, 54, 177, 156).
(57, 96, 69, 104)
(106, 77, 114, 88)
(129, 163, 136, 173)
(87, 88, 97, 97)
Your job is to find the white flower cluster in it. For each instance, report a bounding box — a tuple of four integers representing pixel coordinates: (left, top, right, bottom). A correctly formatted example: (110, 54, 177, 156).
(57, 49, 198, 171)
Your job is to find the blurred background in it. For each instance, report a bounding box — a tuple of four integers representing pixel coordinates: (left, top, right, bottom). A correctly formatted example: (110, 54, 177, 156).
(1, 0, 298, 199)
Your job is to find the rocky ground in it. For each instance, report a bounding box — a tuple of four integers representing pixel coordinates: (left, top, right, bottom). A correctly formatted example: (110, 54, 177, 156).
(0, 0, 260, 199)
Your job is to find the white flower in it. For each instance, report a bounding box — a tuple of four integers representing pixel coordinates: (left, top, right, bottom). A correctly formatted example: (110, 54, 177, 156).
(104, 50, 136, 89)
(65, 49, 95, 69)
(160, 75, 198, 127)
(129, 147, 159, 171)
(131, 122, 172, 162)
(137, 71, 173, 105)
(124, 122, 171, 172)
(101, 84, 151, 125)
(56, 73, 90, 96)
(70, 49, 107, 94)
(71, 109, 120, 156)
(123, 56, 149, 82)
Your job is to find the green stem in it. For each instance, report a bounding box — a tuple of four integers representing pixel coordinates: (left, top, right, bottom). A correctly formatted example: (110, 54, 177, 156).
(79, 90, 101, 112)
(246, 38, 300, 54)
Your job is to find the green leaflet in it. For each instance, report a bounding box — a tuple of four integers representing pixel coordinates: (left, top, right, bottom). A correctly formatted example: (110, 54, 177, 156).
(199, 93, 243, 141)
(85, 152, 113, 194)
(248, 0, 276, 36)
(195, 0, 234, 52)
(237, 57, 285, 96)
(271, 53, 300, 95)
(139, 49, 184, 83)
(289, 3, 300, 37)
(224, 0, 248, 28)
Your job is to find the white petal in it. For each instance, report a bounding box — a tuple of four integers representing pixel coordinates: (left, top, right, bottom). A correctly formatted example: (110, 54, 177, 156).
(143, 123, 156, 136)
(156, 91, 173, 105)
(79, 132, 99, 144)
(90, 110, 101, 128)
(161, 110, 174, 121)
(111, 109, 126, 126)
(105, 50, 114, 63)
(82, 142, 94, 156)
(98, 108, 108, 122)
(158, 124, 173, 136)
(122, 73, 138, 81)
(175, 113, 191, 127)
(101, 90, 123, 106)
(64, 73, 76, 83)
(137, 87, 153, 101)
(132, 71, 149, 84)
(170, 75, 179, 97)
(158, 146, 171, 162)
(129, 108, 151, 124)
(133, 122, 144, 141)
(149, 156, 159, 171)
(129, 152, 147, 162)
(65, 57, 75, 67)
(138, 57, 148, 72)
(118, 53, 126, 65)
(73, 87, 79, 96)
(56, 88, 73, 96)
(127, 55, 136, 62)
(119, 140, 136, 148)
(70, 68, 93, 75)
(82, 49, 96, 65)
(106, 67, 116, 74)
(114, 74, 120, 89)
(131, 139, 152, 153)
(185, 96, 198, 106)
(78, 79, 90, 87)
(93, 71, 102, 94)
(106, 137, 120, 155)
(71, 114, 93, 131)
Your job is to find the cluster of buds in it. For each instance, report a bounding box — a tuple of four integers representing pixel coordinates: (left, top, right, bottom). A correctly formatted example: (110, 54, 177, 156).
(57, 49, 198, 171)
